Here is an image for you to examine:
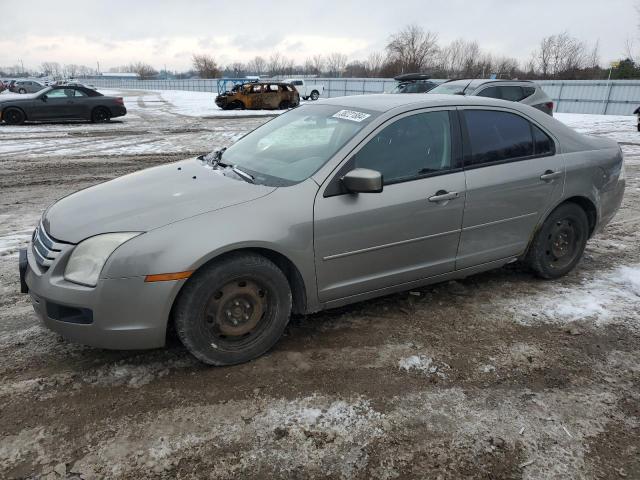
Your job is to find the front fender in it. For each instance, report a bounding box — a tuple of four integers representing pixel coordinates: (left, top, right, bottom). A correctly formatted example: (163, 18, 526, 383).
(102, 178, 320, 311)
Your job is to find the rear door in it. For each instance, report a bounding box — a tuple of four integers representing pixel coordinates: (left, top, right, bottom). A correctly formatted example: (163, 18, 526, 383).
(314, 109, 466, 303)
(456, 108, 564, 269)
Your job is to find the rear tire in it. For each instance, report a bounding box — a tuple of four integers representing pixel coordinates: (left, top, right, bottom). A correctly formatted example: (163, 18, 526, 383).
(3, 108, 25, 125)
(526, 203, 589, 279)
(174, 253, 292, 366)
(91, 107, 111, 123)
(278, 101, 290, 109)
(18, 88, 26, 94)
(310, 90, 320, 101)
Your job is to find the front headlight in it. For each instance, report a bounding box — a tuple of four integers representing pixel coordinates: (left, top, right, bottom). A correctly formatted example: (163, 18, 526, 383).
(64, 232, 140, 287)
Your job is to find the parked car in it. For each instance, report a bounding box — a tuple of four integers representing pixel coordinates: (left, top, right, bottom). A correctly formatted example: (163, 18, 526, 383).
(283, 79, 324, 100)
(215, 82, 300, 110)
(10, 80, 46, 94)
(633, 106, 640, 131)
(429, 79, 554, 115)
(390, 73, 438, 93)
(20, 94, 624, 365)
(0, 85, 126, 124)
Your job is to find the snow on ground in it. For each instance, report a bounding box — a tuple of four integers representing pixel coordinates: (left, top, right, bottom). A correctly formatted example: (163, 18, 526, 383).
(153, 89, 286, 117)
(502, 264, 640, 329)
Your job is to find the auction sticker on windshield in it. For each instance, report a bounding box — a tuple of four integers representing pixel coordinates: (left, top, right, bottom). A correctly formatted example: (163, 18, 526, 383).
(332, 110, 371, 122)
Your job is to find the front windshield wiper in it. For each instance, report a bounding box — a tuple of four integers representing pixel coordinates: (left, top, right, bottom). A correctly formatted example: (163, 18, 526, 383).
(231, 166, 255, 184)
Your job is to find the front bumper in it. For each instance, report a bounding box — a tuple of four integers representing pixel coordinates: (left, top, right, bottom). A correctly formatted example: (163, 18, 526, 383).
(22, 243, 183, 350)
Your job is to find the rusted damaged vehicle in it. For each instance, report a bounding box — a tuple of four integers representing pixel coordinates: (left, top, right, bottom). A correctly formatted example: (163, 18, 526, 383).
(215, 82, 300, 110)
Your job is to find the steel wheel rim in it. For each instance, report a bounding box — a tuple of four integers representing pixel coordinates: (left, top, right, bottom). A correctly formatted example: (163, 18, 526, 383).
(545, 218, 582, 269)
(200, 277, 273, 350)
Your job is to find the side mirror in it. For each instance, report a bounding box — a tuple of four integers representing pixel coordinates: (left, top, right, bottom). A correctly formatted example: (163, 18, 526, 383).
(40, 95, 47, 102)
(342, 168, 383, 194)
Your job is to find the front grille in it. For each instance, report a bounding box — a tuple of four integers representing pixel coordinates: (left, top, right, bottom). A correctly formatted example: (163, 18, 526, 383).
(32, 223, 65, 271)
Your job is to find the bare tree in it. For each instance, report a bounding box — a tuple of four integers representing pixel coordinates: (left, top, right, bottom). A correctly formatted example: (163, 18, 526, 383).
(268, 52, 284, 76)
(365, 52, 385, 77)
(386, 24, 439, 73)
(41, 62, 61, 78)
(326, 52, 348, 77)
(312, 54, 325, 75)
(532, 32, 589, 79)
(130, 62, 158, 80)
(247, 56, 266, 76)
(192, 54, 218, 78)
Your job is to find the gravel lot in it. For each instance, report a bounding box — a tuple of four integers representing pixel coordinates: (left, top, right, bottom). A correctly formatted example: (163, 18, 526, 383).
(0, 91, 638, 479)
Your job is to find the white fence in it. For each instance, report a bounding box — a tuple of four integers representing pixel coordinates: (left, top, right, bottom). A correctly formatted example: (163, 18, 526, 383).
(87, 77, 640, 116)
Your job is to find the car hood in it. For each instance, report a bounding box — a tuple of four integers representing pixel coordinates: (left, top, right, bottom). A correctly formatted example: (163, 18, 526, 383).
(44, 158, 276, 243)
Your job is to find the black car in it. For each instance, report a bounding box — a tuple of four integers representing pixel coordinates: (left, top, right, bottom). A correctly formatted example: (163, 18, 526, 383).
(390, 73, 437, 94)
(0, 86, 127, 125)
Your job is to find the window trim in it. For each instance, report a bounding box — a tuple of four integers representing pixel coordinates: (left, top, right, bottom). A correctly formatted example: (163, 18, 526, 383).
(323, 108, 463, 197)
(459, 107, 556, 170)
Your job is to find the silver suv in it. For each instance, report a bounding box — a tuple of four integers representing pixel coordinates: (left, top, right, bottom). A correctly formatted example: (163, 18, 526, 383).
(430, 79, 554, 115)
(20, 94, 624, 365)
(11, 80, 46, 94)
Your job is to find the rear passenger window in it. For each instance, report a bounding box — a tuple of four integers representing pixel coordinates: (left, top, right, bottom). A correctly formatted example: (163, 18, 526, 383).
(476, 86, 500, 99)
(522, 86, 536, 98)
(532, 124, 554, 155)
(464, 110, 534, 166)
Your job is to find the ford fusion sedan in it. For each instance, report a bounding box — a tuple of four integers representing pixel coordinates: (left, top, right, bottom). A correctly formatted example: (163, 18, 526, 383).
(0, 86, 126, 124)
(430, 79, 554, 115)
(20, 94, 625, 365)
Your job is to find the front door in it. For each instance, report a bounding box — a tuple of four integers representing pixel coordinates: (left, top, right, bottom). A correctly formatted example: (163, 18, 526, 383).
(314, 109, 466, 303)
(456, 108, 565, 269)
(32, 89, 75, 120)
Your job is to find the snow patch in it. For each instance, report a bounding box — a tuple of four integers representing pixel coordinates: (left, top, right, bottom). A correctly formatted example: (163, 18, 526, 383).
(399, 355, 449, 378)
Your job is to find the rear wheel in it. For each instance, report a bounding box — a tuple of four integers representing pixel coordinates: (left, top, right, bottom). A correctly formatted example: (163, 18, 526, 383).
(91, 107, 111, 123)
(18, 88, 26, 94)
(231, 100, 245, 110)
(3, 108, 25, 125)
(310, 90, 320, 101)
(174, 253, 292, 365)
(526, 203, 589, 279)
(278, 101, 290, 109)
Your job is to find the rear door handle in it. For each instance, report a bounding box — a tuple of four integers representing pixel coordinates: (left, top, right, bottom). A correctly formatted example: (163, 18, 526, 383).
(428, 190, 459, 203)
(540, 170, 562, 182)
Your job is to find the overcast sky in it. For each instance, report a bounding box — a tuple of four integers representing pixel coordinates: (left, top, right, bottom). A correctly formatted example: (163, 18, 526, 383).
(0, 0, 637, 72)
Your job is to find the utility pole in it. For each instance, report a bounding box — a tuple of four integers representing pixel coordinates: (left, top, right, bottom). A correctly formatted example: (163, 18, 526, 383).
(19, 59, 24, 75)
(97, 61, 100, 75)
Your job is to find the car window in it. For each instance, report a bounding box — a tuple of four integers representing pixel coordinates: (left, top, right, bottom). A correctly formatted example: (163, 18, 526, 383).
(499, 86, 525, 102)
(464, 110, 534, 166)
(250, 84, 262, 93)
(268, 84, 279, 92)
(222, 104, 378, 185)
(532, 124, 554, 155)
(522, 86, 536, 98)
(46, 89, 71, 98)
(353, 111, 452, 184)
(74, 89, 88, 97)
(475, 86, 500, 99)
(293, 81, 303, 86)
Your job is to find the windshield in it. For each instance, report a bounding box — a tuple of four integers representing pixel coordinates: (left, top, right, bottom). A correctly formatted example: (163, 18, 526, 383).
(429, 82, 468, 95)
(220, 104, 378, 186)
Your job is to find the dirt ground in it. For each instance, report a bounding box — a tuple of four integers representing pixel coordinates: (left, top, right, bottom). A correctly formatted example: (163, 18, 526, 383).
(0, 92, 639, 479)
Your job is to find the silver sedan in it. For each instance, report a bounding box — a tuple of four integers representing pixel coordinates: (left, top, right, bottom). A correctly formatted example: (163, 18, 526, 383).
(21, 94, 625, 365)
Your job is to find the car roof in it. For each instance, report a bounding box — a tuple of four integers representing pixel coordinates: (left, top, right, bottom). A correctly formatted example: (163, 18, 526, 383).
(316, 93, 531, 113)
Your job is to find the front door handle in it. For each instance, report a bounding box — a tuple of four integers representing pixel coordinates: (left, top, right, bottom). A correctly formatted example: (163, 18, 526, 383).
(428, 190, 459, 203)
(540, 170, 562, 182)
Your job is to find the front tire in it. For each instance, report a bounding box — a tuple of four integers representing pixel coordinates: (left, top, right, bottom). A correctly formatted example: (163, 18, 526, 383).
(3, 108, 25, 125)
(526, 203, 589, 279)
(174, 253, 292, 365)
(310, 90, 320, 101)
(91, 107, 111, 123)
